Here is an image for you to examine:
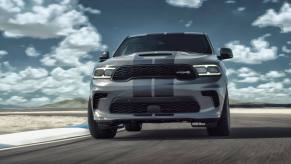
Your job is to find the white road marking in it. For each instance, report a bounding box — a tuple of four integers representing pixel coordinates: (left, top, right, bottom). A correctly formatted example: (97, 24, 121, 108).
(230, 108, 291, 114)
(0, 111, 86, 115)
(0, 128, 124, 151)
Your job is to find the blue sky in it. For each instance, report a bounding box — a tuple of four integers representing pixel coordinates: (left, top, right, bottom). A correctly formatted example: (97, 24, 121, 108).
(0, 0, 291, 106)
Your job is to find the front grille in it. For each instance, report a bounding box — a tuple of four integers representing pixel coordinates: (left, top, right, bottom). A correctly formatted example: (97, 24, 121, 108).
(110, 102, 200, 114)
(112, 64, 196, 81)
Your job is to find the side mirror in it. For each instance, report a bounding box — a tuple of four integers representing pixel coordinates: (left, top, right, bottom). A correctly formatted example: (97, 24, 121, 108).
(99, 51, 109, 62)
(219, 48, 233, 60)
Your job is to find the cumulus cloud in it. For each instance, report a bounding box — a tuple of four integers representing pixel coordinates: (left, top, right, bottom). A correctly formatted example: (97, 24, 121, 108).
(0, 50, 8, 58)
(0, 61, 14, 72)
(257, 82, 283, 90)
(225, 34, 278, 64)
(262, 0, 280, 4)
(166, 0, 206, 8)
(0, 0, 103, 107)
(6, 96, 27, 104)
(41, 26, 104, 67)
(0, 0, 88, 38)
(79, 4, 101, 14)
(25, 46, 40, 57)
(253, 2, 291, 33)
(1, 96, 50, 107)
(285, 68, 291, 73)
(283, 78, 291, 85)
(228, 67, 287, 84)
(234, 67, 261, 83)
(228, 81, 291, 104)
(282, 45, 291, 53)
(0, 63, 94, 101)
(265, 70, 286, 78)
(19, 67, 48, 79)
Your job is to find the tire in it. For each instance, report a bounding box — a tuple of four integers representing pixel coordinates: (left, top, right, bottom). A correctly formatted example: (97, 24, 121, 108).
(88, 99, 117, 139)
(125, 123, 142, 132)
(207, 91, 230, 136)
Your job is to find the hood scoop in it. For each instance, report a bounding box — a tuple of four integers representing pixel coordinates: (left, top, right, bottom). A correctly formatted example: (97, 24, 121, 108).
(138, 53, 172, 57)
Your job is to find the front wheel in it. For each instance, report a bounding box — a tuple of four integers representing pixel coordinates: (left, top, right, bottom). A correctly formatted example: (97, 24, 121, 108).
(207, 91, 230, 136)
(88, 99, 117, 139)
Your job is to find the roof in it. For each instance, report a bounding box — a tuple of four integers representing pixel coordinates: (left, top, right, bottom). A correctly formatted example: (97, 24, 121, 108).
(127, 32, 207, 38)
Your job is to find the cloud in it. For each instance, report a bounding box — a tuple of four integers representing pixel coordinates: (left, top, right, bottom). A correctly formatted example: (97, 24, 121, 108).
(234, 67, 261, 83)
(265, 70, 286, 78)
(253, 2, 291, 33)
(228, 81, 291, 103)
(257, 82, 283, 90)
(285, 68, 291, 73)
(236, 7, 246, 12)
(262, 0, 280, 3)
(237, 67, 259, 78)
(0, 50, 8, 58)
(0, 63, 94, 99)
(1, 95, 50, 107)
(282, 45, 291, 53)
(41, 26, 104, 67)
(166, 0, 206, 8)
(283, 78, 291, 85)
(237, 77, 260, 83)
(228, 67, 287, 84)
(79, 4, 101, 14)
(0, 61, 14, 72)
(6, 96, 27, 104)
(19, 67, 48, 79)
(0, 0, 104, 107)
(225, 0, 236, 4)
(25, 46, 40, 57)
(185, 20, 193, 27)
(0, 0, 89, 38)
(29, 97, 50, 106)
(225, 34, 278, 64)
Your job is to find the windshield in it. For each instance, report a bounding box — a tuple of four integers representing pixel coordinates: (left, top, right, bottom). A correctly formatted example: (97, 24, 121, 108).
(114, 34, 213, 56)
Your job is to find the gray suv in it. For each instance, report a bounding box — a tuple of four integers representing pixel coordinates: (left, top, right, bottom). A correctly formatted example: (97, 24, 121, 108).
(88, 33, 233, 138)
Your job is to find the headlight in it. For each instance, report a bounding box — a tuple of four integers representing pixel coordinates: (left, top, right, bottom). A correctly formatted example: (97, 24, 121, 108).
(93, 67, 115, 79)
(193, 64, 221, 76)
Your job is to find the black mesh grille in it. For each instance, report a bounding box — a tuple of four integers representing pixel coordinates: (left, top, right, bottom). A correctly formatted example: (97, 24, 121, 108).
(110, 102, 200, 114)
(112, 64, 196, 81)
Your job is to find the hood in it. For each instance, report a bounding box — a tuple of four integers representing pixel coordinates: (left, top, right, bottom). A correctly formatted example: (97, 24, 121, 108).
(95, 51, 220, 68)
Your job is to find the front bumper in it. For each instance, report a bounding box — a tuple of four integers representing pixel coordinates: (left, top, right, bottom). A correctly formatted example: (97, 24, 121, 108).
(90, 76, 227, 123)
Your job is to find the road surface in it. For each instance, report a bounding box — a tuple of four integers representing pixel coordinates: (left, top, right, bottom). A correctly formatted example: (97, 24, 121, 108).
(1, 113, 291, 164)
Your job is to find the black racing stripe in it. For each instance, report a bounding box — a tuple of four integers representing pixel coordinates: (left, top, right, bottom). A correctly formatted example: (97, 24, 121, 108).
(133, 79, 152, 97)
(133, 55, 152, 97)
(154, 54, 175, 97)
(154, 79, 174, 97)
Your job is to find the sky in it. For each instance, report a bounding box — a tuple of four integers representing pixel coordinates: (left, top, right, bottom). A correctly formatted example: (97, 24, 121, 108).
(0, 0, 291, 107)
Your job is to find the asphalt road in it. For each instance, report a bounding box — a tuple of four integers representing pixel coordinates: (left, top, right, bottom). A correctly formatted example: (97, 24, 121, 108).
(1, 113, 291, 164)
